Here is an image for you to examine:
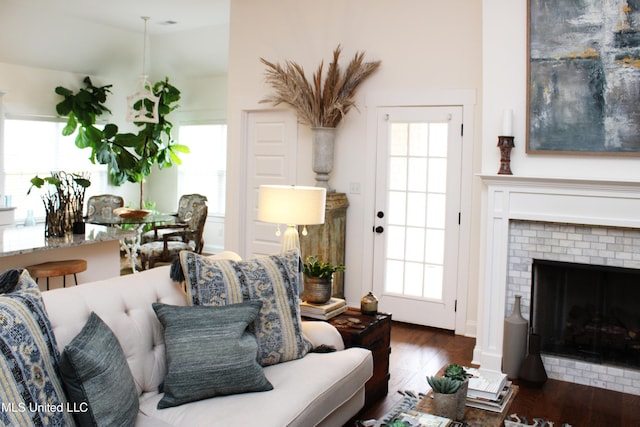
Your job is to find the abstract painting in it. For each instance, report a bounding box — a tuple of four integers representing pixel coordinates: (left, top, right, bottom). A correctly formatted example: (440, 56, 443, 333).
(528, 0, 640, 154)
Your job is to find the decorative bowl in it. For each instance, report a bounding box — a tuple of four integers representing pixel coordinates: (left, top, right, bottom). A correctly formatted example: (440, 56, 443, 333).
(113, 208, 152, 219)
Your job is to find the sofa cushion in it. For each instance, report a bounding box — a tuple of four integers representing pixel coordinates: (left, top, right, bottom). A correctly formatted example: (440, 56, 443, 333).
(59, 311, 139, 426)
(153, 301, 273, 408)
(0, 269, 75, 426)
(181, 250, 312, 366)
(137, 347, 373, 427)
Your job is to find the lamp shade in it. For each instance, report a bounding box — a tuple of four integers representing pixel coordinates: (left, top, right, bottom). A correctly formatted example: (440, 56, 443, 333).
(258, 185, 326, 225)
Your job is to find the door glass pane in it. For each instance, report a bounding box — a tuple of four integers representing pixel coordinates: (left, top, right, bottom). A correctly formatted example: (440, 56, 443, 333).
(407, 158, 427, 192)
(404, 262, 424, 296)
(409, 123, 429, 156)
(384, 120, 449, 301)
(406, 192, 426, 227)
(385, 260, 404, 293)
(390, 123, 408, 155)
(424, 265, 444, 299)
(387, 191, 406, 225)
(386, 225, 405, 259)
(405, 227, 425, 262)
(388, 157, 407, 191)
(429, 123, 448, 157)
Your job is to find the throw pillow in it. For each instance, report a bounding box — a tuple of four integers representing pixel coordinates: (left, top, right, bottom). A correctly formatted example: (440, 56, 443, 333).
(180, 250, 312, 366)
(0, 269, 75, 427)
(152, 301, 273, 409)
(58, 312, 139, 427)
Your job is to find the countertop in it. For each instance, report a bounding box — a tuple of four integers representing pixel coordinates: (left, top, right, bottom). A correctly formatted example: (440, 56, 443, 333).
(0, 223, 136, 257)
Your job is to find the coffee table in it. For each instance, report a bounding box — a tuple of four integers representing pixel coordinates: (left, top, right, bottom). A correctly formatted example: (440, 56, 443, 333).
(414, 385, 519, 427)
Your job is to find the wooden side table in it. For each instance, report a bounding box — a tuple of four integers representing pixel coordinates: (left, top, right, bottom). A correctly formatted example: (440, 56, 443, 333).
(326, 308, 392, 407)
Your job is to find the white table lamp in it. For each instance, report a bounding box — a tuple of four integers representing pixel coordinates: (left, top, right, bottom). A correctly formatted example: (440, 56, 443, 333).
(258, 185, 326, 254)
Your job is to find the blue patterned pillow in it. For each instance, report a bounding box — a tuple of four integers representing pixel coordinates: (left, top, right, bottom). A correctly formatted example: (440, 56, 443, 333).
(0, 269, 75, 427)
(180, 250, 312, 366)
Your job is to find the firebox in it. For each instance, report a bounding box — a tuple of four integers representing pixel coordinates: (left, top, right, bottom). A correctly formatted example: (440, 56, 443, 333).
(531, 259, 640, 371)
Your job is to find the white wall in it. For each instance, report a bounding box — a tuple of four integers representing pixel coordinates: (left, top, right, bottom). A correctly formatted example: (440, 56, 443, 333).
(226, 0, 483, 325)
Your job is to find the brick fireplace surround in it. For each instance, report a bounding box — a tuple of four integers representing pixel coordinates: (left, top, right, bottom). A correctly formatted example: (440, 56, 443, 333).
(475, 175, 640, 396)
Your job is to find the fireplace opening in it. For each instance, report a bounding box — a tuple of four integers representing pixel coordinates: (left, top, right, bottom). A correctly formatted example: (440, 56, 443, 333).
(531, 259, 640, 370)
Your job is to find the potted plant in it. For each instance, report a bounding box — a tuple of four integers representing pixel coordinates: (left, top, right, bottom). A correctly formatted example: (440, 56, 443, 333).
(443, 364, 470, 420)
(55, 76, 188, 208)
(260, 45, 381, 190)
(302, 255, 345, 304)
(426, 375, 462, 420)
(28, 171, 91, 237)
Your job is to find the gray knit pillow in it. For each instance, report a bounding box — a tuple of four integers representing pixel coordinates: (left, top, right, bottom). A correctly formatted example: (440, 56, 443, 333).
(153, 301, 273, 409)
(59, 312, 139, 426)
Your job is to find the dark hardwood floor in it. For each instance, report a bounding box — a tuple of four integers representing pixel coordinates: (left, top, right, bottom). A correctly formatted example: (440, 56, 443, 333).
(353, 322, 640, 427)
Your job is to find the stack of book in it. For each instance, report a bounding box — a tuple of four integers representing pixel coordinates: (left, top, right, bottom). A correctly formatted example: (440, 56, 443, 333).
(300, 298, 347, 320)
(464, 367, 514, 413)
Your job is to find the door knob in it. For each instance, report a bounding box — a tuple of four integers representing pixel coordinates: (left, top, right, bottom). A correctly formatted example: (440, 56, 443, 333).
(374, 226, 384, 233)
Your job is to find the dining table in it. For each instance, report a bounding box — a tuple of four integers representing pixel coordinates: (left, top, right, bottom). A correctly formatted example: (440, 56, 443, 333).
(87, 212, 176, 272)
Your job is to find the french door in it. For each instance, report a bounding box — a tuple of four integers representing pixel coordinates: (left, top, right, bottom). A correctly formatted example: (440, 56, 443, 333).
(372, 106, 463, 329)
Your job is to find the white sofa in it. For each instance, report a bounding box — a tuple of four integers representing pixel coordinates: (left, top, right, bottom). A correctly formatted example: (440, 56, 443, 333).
(42, 258, 373, 427)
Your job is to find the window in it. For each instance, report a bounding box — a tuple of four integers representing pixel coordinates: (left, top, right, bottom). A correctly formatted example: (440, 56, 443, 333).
(2, 118, 108, 222)
(177, 124, 227, 217)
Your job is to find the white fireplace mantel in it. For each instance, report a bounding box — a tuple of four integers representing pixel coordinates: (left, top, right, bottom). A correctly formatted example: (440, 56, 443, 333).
(473, 174, 640, 371)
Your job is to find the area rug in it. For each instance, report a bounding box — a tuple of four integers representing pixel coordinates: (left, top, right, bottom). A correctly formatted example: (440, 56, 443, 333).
(364, 390, 571, 427)
(365, 391, 463, 427)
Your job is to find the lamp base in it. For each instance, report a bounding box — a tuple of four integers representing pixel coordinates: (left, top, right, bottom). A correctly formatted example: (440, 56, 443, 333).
(281, 225, 301, 256)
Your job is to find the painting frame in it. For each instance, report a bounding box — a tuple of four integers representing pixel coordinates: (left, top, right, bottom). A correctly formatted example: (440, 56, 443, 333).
(527, 0, 640, 155)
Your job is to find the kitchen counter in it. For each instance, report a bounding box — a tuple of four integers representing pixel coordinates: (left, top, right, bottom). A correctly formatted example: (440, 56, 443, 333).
(0, 224, 137, 289)
(0, 223, 136, 257)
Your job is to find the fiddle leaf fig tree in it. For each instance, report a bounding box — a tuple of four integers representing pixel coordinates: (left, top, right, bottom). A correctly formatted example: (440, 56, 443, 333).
(55, 76, 189, 208)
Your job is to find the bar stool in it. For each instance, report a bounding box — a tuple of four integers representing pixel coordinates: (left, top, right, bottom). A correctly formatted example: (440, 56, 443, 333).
(25, 259, 87, 290)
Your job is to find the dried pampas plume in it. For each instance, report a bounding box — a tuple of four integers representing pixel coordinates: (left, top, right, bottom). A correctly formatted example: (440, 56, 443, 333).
(260, 45, 381, 128)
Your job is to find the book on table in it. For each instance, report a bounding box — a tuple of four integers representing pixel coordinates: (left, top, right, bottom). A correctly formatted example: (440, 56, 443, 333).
(465, 381, 514, 413)
(300, 304, 347, 320)
(463, 366, 508, 400)
(390, 410, 453, 426)
(300, 297, 346, 314)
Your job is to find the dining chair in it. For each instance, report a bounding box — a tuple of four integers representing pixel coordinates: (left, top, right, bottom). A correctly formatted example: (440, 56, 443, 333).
(138, 202, 208, 270)
(86, 195, 125, 223)
(140, 194, 208, 244)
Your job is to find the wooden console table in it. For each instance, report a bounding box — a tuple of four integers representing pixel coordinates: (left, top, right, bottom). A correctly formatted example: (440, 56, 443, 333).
(300, 192, 348, 297)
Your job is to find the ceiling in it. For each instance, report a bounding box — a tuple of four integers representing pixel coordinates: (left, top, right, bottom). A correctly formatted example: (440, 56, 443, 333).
(0, 0, 230, 77)
(27, 0, 230, 34)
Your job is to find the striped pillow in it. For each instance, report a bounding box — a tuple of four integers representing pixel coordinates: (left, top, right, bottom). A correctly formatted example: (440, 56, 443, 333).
(180, 250, 312, 366)
(0, 269, 75, 427)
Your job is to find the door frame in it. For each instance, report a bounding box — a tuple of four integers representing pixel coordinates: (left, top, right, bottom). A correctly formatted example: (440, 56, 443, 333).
(363, 89, 477, 335)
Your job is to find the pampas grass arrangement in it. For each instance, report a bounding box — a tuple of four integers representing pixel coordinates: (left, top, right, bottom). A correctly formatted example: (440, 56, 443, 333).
(260, 45, 381, 128)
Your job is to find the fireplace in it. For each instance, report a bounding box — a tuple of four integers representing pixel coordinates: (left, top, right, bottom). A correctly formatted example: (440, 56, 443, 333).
(476, 175, 640, 396)
(531, 259, 640, 371)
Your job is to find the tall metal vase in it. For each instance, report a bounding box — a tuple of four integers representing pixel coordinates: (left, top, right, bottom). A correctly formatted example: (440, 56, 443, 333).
(503, 295, 528, 379)
(311, 127, 336, 192)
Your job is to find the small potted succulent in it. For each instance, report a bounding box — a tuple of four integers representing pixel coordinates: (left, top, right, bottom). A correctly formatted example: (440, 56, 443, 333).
(426, 375, 462, 420)
(302, 255, 345, 304)
(443, 364, 470, 420)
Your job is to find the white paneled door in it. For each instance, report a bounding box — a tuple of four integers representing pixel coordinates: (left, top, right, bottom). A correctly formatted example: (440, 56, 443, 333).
(244, 110, 298, 258)
(372, 106, 463, 329)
